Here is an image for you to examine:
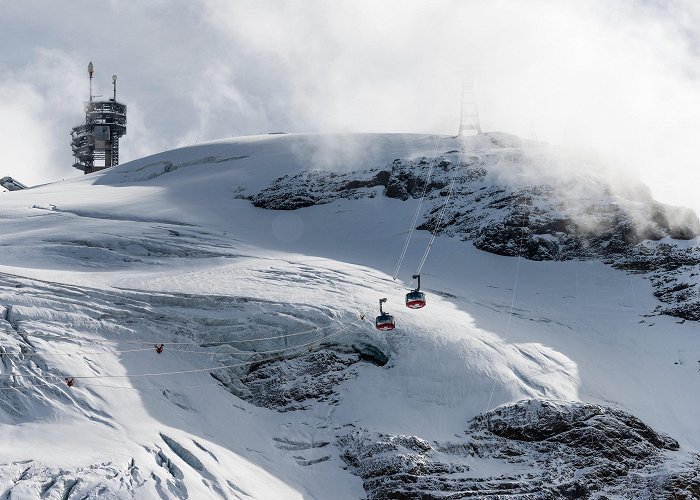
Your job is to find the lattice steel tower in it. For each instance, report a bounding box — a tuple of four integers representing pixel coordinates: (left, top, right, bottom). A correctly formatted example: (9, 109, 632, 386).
(71, 62, 127, 174)
(458, 79, 482, 136)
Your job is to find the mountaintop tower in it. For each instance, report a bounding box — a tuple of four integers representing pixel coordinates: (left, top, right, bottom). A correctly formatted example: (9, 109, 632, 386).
(70, 62, 127, 174)
(458, 79, 482, 136)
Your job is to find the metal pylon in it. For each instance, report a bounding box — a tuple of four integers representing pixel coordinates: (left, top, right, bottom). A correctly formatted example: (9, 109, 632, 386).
(458, 80, 482, 136)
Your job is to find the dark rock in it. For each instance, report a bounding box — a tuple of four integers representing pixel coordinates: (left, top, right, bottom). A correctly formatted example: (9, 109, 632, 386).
(470, 399, 678, 451)
(241, 346, 388, 411)
(248, 144, 700, 321)
(338, 399, 691, 499)
(353, 342, 389, 366)
(341, 170, 391, 191)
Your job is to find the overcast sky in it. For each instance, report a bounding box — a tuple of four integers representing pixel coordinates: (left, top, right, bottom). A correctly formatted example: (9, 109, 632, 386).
(1, 0, 699, 210)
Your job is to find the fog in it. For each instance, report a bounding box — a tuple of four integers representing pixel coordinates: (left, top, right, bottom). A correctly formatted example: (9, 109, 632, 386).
(1, 0, 698, 211)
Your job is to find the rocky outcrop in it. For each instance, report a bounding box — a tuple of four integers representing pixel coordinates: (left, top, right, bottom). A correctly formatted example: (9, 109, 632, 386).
(249, 135, 700, 320)
(251, 169, 392, 210)
(241, 345, 388, 411)
(338, 399, 699, 499)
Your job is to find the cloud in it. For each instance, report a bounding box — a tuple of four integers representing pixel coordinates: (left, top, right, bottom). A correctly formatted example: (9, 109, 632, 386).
(0, 49, 84, 185)
(0, 0, 699, 213)
(198, 0, 700, 211)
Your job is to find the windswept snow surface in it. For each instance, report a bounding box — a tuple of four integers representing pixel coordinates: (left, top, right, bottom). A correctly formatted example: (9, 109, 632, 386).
(0, 133, 698, 498)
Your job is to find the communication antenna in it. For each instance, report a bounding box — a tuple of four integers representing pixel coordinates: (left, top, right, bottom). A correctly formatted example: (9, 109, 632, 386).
(88, 61, 94, 102)
(71, 61, 127, 174)
(458, 79, 482, 136)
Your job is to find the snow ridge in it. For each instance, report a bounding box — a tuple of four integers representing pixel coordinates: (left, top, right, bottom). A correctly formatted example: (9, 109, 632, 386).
(1, 132, 699, 499)
(250, 133, 700, 321)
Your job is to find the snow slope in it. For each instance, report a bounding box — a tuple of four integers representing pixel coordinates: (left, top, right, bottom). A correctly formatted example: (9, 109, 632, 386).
(0, 133, 698, 498)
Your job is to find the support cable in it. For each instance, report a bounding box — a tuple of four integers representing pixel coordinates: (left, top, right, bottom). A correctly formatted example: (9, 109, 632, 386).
(10, 319, 341, 348)
(413, 146, 466, 279)
(483, 222, 527, 413)
(0, 312, 368, 385)
(392, 137, 441, 280)
(0, 347, 155, 357)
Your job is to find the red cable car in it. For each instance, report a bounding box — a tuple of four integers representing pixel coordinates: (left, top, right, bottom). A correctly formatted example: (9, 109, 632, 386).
(375, 298, 395, 331)
(405, 274, 426, 309)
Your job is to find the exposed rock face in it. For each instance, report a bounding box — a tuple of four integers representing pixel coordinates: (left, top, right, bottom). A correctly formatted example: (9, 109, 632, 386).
(250, 135, 700, 321)
(234, 344, 698, 499)
(243, 349, 362, 411)
(470, 399, 679, 457)
(338, 400, 700, 499)
(241, 345, 388, 411)
(252, 169, 393, 210)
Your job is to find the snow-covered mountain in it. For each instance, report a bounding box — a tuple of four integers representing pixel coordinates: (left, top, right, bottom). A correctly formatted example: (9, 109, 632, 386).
(0, 133, 699, 498)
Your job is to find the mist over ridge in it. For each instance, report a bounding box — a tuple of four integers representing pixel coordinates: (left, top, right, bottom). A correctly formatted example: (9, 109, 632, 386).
(1, 0, 699, 215)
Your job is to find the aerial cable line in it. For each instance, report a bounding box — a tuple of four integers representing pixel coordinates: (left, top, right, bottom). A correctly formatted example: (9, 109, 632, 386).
(412, 145, 466, 279)
(161, 328, 353, 358)
(0, 324, 356, 391)
(81, 381, 226, 391)
(4, 343, 609, 394)
(5, 324, 351, 380)
(11, 319, 343, 348)
(2, 340, 353, 359)
(392, 135, 442, 280)
(0, 312, 368, 385)
(483, 217, 527, 413)
(0, 347, 155, 357)
(1, 326, 349, 386)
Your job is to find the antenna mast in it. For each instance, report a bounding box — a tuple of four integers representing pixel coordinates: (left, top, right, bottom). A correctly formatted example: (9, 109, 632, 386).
(71, 61, 127, 174)
(88, 61, 94, 102)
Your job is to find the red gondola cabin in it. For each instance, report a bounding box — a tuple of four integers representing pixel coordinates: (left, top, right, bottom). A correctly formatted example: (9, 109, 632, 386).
(405, 274, 426, 309)
(375, 298, 395, 331)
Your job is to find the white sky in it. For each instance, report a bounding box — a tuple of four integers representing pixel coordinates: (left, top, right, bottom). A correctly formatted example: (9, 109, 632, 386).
(1, 0, 699, 211)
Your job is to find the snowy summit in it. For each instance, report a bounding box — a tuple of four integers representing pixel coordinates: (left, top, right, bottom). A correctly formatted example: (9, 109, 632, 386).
(0, 132, 699, 498)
